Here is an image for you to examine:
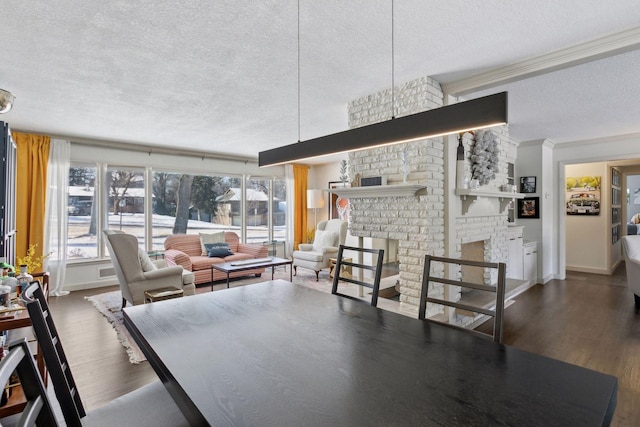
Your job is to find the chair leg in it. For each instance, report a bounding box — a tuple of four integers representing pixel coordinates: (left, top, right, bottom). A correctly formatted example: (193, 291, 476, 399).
(293, 266, 297, 276)
(315, 271, 319, 281)
(635, 294, 640, 313)
(122, 297, 127, 310)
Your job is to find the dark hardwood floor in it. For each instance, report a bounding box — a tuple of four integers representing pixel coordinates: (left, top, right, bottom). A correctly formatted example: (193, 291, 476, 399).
(49, 267, 640, 426)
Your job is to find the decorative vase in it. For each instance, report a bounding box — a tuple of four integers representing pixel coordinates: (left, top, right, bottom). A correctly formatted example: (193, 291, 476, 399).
(15, 265, 33, 296)
(456, 137, 466, 189)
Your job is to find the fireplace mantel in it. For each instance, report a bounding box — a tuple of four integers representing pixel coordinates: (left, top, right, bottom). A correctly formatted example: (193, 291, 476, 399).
(455, 188, 525, 215)
(326, 184, 426, 198)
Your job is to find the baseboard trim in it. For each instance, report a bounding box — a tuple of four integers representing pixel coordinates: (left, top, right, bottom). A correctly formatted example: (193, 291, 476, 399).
(566, 265, 609, 275)
(64, 279, 118, 293)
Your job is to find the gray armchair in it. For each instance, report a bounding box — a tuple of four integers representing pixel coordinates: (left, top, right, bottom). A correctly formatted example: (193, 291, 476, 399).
(103, 229, 195, 308)
(292, 219, 347, 280)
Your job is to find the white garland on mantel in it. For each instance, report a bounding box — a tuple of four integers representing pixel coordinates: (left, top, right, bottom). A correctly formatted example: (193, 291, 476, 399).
(471, 129, 499, 185)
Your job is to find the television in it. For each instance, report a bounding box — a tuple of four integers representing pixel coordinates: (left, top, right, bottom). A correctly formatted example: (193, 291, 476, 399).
(0, 121, 16, 266)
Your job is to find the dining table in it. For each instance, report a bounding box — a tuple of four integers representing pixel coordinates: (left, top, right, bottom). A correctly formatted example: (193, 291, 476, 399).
(123, 280, 617, 426)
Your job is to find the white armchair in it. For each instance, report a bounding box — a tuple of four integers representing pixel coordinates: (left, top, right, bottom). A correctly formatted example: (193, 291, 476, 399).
(104, 229, 195, 308)
(292, 219, 347, 281)
(621, 235, 640, 312)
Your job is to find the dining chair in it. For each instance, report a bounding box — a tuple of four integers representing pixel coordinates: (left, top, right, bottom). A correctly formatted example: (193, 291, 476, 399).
(0, 338, 57, 426)
(21, 282, 189, 427)
(419, 255, 507, 343)
(331, 245, 385, 307)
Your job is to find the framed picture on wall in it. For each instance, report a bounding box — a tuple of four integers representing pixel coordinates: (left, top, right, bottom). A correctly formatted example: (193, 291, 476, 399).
(328, 181, 350, 220)
(611, 168, 621, 187)
(565, 176, 601, 216)
(519, 176, 536, 193)
(517, 197, 540, 219)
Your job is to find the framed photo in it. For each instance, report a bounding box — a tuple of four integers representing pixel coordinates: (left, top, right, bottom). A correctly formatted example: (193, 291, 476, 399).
(520, 176, 536, 193)
(612, 207, 620, 224)
(611, 168, 621, 187)
(328, 181, 350, 220)
(517, 197, 540, 219)
(565, 176, 601, 216)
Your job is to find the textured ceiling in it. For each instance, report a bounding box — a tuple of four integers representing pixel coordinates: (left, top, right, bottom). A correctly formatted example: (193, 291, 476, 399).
(2, 0, 640, 162)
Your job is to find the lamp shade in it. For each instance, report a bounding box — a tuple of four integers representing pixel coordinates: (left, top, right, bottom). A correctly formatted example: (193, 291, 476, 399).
(0, 89, 15, 114)
(307, 189, 325, 209)
(259, 91, 507, 167)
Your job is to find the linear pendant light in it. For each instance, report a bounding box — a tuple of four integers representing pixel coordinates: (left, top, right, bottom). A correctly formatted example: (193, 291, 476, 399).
(259, 91, 507, 167)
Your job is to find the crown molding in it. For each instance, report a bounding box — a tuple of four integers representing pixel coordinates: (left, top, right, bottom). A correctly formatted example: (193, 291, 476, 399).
(443, 26, 640, 96)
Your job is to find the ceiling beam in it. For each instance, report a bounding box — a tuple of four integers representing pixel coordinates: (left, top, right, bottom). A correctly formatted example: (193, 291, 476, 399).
(443, 26, 640, 96)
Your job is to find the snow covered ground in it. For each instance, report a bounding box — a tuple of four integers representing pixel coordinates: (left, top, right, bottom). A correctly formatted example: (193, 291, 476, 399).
(67, 213, 286, 259)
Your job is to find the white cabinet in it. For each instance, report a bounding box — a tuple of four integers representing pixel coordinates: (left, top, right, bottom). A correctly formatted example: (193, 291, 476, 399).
(523, 241, 538, 284)
(506, 226, 523, 279)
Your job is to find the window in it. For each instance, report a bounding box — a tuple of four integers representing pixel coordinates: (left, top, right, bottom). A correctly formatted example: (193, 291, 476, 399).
(68, 162, 286, 261)
(105, 167, 146, 252)
(272, 177, 287, 242)
(67, 165, 98, 260)
(152, 172, 242, 250)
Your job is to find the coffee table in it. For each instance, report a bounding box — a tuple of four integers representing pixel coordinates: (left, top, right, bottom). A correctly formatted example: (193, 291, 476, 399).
(210, 256, 292, 289)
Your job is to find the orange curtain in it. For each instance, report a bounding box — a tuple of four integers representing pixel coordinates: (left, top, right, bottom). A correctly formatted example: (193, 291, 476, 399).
(292, 164, 308, 250)
(13, 132, 50, 263)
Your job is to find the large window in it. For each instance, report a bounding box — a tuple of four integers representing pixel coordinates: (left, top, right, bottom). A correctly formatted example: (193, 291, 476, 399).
(151, 172, 242, 250)
(68, 163, 286, 261)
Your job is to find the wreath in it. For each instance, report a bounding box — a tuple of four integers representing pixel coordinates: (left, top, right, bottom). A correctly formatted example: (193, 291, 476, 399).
(470, 129, 499, 185)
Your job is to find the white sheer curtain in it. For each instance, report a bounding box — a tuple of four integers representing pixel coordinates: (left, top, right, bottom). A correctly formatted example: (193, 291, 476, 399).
(285, 164, 295, 258)
(44, 139, 70, 296)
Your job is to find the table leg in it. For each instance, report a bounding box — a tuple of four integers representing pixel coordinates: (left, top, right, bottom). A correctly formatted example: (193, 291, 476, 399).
(211, 268, 214, 292)
(271, 266, 275, 280)
(290, 264, 292, 281)
(227, 273, 231, 289)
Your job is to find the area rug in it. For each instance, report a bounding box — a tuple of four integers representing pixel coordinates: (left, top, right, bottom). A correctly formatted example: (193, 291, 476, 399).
(85, 291, 146, 364)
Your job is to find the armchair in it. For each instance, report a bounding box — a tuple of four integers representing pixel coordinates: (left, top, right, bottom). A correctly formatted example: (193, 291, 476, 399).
(104, 229, 195, 309)
(292, 219, 347, 280)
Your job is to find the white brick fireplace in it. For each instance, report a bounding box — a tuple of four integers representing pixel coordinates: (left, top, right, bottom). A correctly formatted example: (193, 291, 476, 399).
(342, 76, 518, 318)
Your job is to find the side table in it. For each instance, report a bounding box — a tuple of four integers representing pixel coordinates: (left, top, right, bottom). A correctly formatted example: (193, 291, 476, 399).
(144, 287, 184, 303)
(329, 257, 352, 279)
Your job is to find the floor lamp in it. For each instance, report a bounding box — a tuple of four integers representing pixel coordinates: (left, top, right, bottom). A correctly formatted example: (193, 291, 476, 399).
(307, 189, 325, 228)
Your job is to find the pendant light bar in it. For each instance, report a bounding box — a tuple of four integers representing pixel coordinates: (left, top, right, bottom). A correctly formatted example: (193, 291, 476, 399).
(259, 91, 508, 167)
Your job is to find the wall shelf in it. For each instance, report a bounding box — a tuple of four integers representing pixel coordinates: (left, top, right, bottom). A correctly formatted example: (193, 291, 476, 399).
(455, 189, 526, 216)
(326, 184, 426, 199)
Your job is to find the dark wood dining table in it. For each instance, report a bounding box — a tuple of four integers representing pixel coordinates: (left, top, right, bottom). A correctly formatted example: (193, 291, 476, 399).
(123, 280, 617, 427)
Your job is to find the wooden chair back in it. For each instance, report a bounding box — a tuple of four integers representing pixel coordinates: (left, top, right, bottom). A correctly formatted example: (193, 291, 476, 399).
(22, 282, 86, 427)
(331, 245, 385, 307)
(419, 255, 506, 343)
(0, 338, 56, 426)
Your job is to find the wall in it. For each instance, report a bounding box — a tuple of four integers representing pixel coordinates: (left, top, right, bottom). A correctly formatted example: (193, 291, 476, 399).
(516, 139, 554, 283)
(564, 162, 610, 273)
(517, 134, 640, 282)
(554, 134, 640, 279)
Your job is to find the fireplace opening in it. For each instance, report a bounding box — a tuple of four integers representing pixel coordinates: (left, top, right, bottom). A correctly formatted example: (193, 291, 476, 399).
(460, 240, 486, 292)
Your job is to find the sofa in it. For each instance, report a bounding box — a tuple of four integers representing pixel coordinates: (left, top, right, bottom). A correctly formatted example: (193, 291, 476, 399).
(164, 232, 268, 286)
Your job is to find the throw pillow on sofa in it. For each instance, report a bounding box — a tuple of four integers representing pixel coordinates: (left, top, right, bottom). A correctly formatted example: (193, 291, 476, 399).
(200, 231, 226, 255)
(205, 242, 234, 258)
